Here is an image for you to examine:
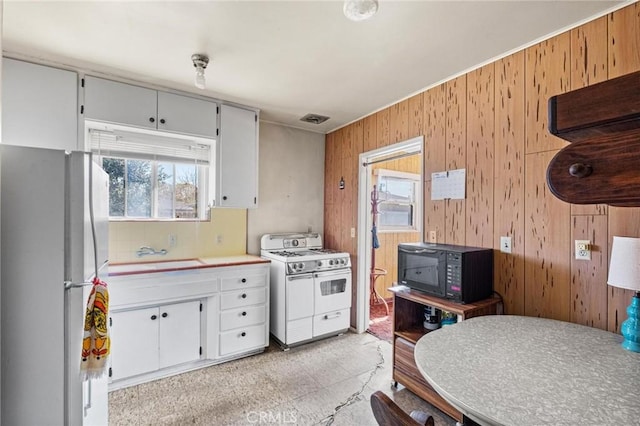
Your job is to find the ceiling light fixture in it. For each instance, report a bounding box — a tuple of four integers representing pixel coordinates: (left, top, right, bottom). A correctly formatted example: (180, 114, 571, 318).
(343, 0, 379, 22)
(191, 54, 209, 90)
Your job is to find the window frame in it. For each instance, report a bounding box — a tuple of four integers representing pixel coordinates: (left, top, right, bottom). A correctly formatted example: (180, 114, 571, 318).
(374, 168, 421, 233)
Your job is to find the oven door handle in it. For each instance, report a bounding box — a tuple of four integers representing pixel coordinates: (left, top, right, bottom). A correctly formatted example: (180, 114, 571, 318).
(398, 247, 437, 254)
(287, 274, 313, 281)
(313, 270, 350, 279)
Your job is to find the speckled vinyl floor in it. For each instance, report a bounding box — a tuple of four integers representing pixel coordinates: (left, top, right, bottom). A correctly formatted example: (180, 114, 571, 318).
(109, 332, 457, 425)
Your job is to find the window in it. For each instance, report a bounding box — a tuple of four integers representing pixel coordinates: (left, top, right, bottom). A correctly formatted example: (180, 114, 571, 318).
(375, 169, 421, 231)
(89, 126, 212, 220)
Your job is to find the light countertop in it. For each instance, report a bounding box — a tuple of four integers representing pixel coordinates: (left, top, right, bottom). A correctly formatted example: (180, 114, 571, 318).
(414, 315, 640, 426)
(109, 255, 269, 276)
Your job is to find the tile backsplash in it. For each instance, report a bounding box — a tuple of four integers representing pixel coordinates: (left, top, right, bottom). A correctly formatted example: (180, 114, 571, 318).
(109, 208, 247, 263)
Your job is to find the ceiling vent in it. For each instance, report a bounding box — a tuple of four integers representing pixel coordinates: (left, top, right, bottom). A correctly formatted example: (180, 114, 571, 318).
(300, 114, 330, 125)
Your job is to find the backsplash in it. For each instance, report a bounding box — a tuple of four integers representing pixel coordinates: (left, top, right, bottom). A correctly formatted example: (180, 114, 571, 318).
(109, 208, 247, 263)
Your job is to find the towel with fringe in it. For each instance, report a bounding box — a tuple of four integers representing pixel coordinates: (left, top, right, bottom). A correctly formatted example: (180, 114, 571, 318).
(80, 277, 110, 380)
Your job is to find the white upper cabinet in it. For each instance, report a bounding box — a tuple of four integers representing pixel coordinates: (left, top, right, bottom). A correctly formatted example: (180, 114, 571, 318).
(84, 76, 157, 130)
(2, 58, 78, 151)
(157, 91, 217, 137)
(83, 76, 217, 138)
(217, 104, 258, 208)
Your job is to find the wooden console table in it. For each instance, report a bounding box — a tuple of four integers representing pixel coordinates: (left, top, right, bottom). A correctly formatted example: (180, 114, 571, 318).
(415, 315, 640, 425)
(391, 288, 501, 423)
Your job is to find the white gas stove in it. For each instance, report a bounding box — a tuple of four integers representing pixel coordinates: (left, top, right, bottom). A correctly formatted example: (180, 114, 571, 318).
(260, 233, 352, 349)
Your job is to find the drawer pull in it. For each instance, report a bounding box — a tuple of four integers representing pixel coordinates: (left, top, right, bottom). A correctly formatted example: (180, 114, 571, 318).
(149, 117, 155, 123)
(162, 312, 168, 318)
(150, 315, 157, 320)
(324, 312, 342, 320)
(241, 278, 247, 283)
(241, 332, 246, 337)
(241, 293, 247, 299)
(242, 311, 247, 316)
(160, 118, 166, 124)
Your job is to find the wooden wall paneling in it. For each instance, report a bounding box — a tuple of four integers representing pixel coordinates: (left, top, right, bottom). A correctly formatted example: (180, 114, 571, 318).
(608, 2, 640, 79)
(524, 33, 571, 154)
(363, 114, 377, 153)
(524, 151, 571, 321)
(445, 76, 467, 245)
(324, 130, 341, 250)
(376, 107, 391, 148)
(408, 94, 424, 139)
(494, 52, 526, 316)
(351, 120, 364, 253)
(607, 208, 640, 333)
(570, 16, 609, 216)
(390, 100, 409, 144)
(570, 215, 608, 329)
(423, 85, 447, 178)
(341, 124, 356, 254)
(606, 0, 640, 334)
(466, 64, 495, 248)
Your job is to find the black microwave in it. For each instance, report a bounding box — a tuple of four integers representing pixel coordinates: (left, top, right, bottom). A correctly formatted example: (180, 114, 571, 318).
(397, 243, 493, 304)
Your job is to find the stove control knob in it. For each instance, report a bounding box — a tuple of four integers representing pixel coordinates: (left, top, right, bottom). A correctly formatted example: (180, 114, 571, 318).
(340, 259, 346, 265)
(329, 260, 335, 265)
(292, 240, 299, 247)
(298, 263, 304, 270)
(317, 260, 323, 267)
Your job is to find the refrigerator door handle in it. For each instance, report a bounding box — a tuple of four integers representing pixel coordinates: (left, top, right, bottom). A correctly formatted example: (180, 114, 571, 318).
(83, 380, 92, 416)
(64, 260, 108, 289)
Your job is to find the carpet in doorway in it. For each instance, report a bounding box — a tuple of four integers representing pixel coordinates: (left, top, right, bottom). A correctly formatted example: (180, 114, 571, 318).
(367, 300, 393, 342)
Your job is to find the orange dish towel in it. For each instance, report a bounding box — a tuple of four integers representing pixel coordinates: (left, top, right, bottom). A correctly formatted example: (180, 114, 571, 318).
(80, 277, 110, 380)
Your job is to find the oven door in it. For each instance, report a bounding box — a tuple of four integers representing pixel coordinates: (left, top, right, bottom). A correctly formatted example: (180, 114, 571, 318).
(313, 269, 352, 314)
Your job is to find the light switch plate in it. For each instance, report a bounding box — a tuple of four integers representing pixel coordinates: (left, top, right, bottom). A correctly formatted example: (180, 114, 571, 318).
(575, 240, 591, 260)
(350, 227, 356, 238)
(500, 236, 512, 254)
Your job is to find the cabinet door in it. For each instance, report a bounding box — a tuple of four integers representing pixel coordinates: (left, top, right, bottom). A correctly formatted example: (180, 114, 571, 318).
(157, 91, 217, 138)
(158, 301, 201, 368)
(110, 308, 159, 381)
(217, 104, 258, 208)
(286, 275, 314, 321)
(2, 58, 78, 150)
(83, 76, 157, 130)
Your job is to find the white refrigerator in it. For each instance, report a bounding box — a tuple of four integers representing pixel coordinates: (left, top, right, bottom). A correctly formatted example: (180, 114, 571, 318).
(1, 145, 109, 425)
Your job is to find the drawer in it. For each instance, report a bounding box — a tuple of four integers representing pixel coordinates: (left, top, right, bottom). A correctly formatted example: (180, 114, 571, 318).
(286, 317, 313, 344)
(220, 273, 266, 291)
(220, 287, 266, 310)
(220, 305, 266, 331)
(312, 308, 350, 337)
(219, 324, 266, 356)
(394, 337, 429, 385)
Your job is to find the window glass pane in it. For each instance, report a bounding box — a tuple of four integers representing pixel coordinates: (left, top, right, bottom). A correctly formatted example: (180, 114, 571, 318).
(157, 162, 174, 218)
(175, 163, 198, 219)
(379, 176, 414, 202)
(102, 158, 125, 217)
(379, 203, 413, 227)
(126, 159, 152, 217)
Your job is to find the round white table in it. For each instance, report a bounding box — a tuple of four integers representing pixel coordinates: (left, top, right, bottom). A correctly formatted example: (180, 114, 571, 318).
(414, 315, 640, 426)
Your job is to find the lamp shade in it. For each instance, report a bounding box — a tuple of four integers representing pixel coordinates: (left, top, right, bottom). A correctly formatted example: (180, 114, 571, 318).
(608, 236, 640, 291)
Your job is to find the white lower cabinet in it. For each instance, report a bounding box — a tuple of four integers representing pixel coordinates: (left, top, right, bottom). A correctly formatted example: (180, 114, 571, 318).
(108, 261, 269, 388)
(110, 301, 200, 382)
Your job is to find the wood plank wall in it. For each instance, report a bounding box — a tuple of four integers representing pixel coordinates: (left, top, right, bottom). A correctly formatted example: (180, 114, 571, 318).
(325, 2, 640, 332)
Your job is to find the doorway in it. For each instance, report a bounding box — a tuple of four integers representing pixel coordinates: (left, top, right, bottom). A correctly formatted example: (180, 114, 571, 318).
(355, 136, 423, 334)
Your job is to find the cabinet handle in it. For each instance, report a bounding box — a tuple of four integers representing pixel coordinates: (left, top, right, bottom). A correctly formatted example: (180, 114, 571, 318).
(162, 312, 168, 318)
(149, 117, 155, 123)
(242, 311, 247, 316)
(241, 332, 246, 337)
(160, 118, 166, 124)
(241, 278, 247, 283)
(150, 315, 157, 320)
(241, 293, 247, 299)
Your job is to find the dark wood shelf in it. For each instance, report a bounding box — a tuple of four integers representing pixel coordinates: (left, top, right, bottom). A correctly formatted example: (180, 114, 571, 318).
(392, 289, 501, 424)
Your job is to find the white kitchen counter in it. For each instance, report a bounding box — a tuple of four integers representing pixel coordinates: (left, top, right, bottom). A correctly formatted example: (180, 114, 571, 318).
(109, 254, 269, 276)
(414, 315, 640, 426)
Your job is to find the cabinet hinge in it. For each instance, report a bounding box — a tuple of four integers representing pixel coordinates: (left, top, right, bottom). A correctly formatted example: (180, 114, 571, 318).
(80, 105, 84, 114)
(81, 78, 84, 88)
(255, 114, 258, 122)
(109, 317, 112, 327)
(216, 128, 219, 136)
(200, 303, 203, 312)
(254, 197, 257, 204)
(216, 106, 219, 114)
(108, 367, 112, 378)
(199, 346, 202, 355)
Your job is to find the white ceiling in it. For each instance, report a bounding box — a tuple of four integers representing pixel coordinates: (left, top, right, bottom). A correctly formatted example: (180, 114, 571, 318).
(2, 1, 628, 134)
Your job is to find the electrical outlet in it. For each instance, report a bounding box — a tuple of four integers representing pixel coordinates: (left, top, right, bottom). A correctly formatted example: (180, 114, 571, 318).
(216, 234, 223, 244)
(351, 227, 356, 238)
(500, 236, 512, 254)
(428, 231, 437, 243)
(168, 234, 177, 247)
(575, 240, 591, 260)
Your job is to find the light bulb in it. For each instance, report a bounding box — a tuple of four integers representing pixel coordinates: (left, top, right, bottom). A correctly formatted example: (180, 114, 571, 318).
(194, 67, 206, 90)
(343, 0, 378, 22)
